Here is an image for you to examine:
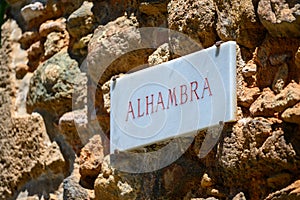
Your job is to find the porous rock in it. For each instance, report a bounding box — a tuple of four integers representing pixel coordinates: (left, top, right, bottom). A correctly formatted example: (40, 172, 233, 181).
(26, 49, 83, 117)
(258, 0, 300, 37)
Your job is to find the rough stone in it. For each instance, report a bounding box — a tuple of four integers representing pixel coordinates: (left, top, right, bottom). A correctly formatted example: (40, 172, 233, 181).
(26, 49, 82, 117)
(79, 135, 104, 187)
(21, 2, 45, 23)
(215, 0, 266, 48)
(14, 73, 32, 115)
(39, 18, 67, 37)
(250, 82, 300, 117)
(250, 88, 276, 116)
(267, 172, 292, 189)
(44, 32, 69, 59)
(232, 192, 246, 200)
(59, 110, 87, 154)
(0, 113, 66, 199)
(201, 173, 213, 188)
(258, 0, 300, 37)
(168, 0, 217, 48)
(15, 63, 29, 79)
(281, 102, 300, 124)
(70, 33, 92, 57)
(272, 63, 289, 94)
(63, 162, 91, 200)
(27, 41, 44, 71)
(19, 31, 40, 50)
(148, 43, 171, 66)
(255, 36, 300, 88)
(67, 1, 95, 39)
(265, 180, 300, 199)
(238, 86, 260, 108)
(87, 14, 152, 84)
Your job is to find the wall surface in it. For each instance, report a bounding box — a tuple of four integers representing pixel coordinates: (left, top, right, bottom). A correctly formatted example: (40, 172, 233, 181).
(1, 0, 300, 199)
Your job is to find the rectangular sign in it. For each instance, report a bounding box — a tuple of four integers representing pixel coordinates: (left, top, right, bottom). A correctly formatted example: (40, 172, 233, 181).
(110, 41, 237, 153)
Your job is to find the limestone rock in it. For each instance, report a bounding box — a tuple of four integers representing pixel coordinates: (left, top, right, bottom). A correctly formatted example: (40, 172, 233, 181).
(265, 180, 300, 199)
(281, 102, 300, 124)
(39, 18, 67, 38)
(19, 31, 40, 50)
(250, 88, 276, 116)
(258, 0, 300, 37)
(232, 192, 246, 200)
(26, 49, 82, 117)
(70, 33, 92, 57)
(21, 2, 45, 23)
(215, 0, 265, 48)
(67, 1, 95, 39)
(148, 43, 171, 66)
(238, 86, 260, 108)
(79, 135, 104, 186)
(250, 82, 300, 117)
(168, 0, 217, 48)
(44, 32, 69, 59)
(63, 162, 91, 200)
(0, 113, 66, 199)
(59, 110, 87, 154)
(272, 63, 289, 94)
(27, 41, 44, 71)
(87, 14, 152, 84)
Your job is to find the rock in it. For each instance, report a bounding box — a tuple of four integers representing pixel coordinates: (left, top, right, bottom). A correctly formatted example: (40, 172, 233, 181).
(215, 0, 265, 48)
(63, 162, 91, 200)
(242, 60, 257, 78)
(201, 173, 213, 188)
(19, 31, 40, 50)
(238, 86, 260, 108)
(265, 180, 300, 199)
(138, 0, 167, 27)
(70, 33, 92, 57)
(232, 192, 246, 200)
(14, 73, 32, 115)
(0, 113, 66, 199)
(21, 2, 45, 23)
(67, 1, 95, 39)
(94, 156, 137, 200)
(249, 88, 276, 116)
(281, 102, 300, 124)
(26, 49, 82, 117)
(27, 41, 44, 71)
(39, 18, 67, 38)
(255, 36, 300, 88)
(15, 63, 29, 79)
(87, 14, 152, 84)
(148, 43, 171, 66)
(257, 0, 300, 37)
(59, 110, 87, 154)
(168, 0, 217, 48)
(272, 63, 289, 94)
(250, 82, 300, 117)
(44, 32, 69, 59)
(79, 135, 104, 187)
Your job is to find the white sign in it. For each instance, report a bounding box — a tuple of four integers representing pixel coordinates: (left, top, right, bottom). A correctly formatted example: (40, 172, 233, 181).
(110, 41, 237, 153)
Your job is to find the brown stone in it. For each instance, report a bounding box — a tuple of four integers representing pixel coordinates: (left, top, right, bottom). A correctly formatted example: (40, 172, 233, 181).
(39, 18, 67, 38)
(79, 135, 104, 184)
(265, 180, 300, 199)
(168, 0, 217, 48)
(238, 86, 260, 108)
(250, 88, 276, 116)
(281, 102, 300, 124)
(258, 0, 300, 37)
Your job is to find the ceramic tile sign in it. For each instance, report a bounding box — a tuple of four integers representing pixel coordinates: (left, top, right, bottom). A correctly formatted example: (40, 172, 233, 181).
(110, 41, 237, 153)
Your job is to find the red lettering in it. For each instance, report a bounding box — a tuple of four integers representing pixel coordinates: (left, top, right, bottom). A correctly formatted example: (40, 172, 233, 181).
(126, 101, 135, 121)
(156, 92, 165, 112)
(137, 98, 144, 117)
(180, 84, 188, 104)
(146, 94, 154, 115)
(190, 81, 200, 101)
(201, 78, 212, 98)
(167, 88, 178, 109)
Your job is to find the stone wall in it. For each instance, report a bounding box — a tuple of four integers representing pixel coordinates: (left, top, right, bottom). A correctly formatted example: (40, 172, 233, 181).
(1, 0, 300, 199)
